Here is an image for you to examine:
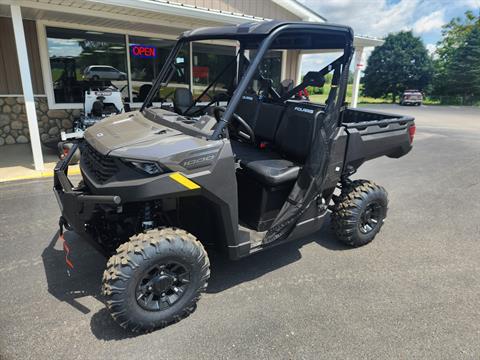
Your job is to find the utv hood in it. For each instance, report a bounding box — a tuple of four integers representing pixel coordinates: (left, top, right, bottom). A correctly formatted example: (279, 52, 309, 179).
(83, 111, 223, 171)
(84, 111, 182, 155)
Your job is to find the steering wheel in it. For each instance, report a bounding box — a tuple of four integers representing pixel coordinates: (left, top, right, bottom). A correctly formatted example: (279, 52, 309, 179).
(213, 106, 255, 144)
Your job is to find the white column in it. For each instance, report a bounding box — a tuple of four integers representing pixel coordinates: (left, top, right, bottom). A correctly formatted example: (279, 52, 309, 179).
(351, 46, 365, 108)
(10, 5, 44, 171)
(280, 50, 287, 81)
(295, 52, 303, 85)
(125, 34, 133, 106)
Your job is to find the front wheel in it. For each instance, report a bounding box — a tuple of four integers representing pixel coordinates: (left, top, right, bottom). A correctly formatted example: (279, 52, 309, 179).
(102, 228, 210, 332)
(331, 180, 388, 247)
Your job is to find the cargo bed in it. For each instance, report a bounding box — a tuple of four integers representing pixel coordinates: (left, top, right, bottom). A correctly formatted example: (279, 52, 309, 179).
(341, 107, 415, 170)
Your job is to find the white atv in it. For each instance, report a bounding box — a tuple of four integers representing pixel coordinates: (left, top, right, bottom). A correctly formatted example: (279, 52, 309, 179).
(59, 86, 126, 162)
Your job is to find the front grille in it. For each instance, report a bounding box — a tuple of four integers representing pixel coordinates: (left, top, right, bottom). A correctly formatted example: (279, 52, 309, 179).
(81, 143, 118, 184)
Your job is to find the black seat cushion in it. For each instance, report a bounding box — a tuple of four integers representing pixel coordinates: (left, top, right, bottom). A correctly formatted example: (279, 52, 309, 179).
(243, 158, 299, 186)
(231, 140, 277, 162)
(231, 141, 299, 186)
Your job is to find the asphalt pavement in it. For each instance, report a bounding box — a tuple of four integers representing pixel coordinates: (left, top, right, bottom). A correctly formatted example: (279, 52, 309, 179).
(0, 104, 479, 359)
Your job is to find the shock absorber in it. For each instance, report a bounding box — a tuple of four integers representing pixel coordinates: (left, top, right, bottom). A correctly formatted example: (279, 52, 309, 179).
(142, 202, 154, 230)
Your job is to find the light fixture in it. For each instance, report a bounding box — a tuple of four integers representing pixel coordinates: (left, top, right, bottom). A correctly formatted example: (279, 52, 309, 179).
(109, 46, 124, 50)
(86, 31, 104, 35)
(125, 160, 165, 175)
(94, 49, 107, 53)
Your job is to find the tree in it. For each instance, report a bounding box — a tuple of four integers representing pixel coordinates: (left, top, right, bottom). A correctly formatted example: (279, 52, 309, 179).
(363, 31, 433, 102)
(432, 11, 480, 102)
(448, 27, 480, 100)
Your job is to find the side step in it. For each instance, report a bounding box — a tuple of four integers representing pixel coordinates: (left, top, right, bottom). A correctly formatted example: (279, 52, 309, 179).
(238, 224, 266, 250)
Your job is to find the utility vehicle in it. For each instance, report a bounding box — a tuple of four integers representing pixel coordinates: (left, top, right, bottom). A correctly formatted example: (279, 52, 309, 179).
(58, 85, 127, 162)
(53, 21, 415, 332)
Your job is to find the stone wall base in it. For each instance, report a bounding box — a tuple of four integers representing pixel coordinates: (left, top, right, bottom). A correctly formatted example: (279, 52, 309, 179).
(0, 96, 78, 146)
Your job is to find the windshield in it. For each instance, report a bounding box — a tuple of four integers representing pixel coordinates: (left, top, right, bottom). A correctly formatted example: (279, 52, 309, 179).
(141, 29, 352, 141)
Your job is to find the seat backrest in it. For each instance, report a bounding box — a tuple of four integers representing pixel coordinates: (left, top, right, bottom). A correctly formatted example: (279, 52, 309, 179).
(136, 84, 152, 102)
(174, 88, 193, 114)
(274, 102, 324, 163)
(234, 94, 259, 129)
(253, 102, 286, 142)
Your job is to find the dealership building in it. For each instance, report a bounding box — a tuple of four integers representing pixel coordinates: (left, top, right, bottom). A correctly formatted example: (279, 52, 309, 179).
(0, 0, 381, 171)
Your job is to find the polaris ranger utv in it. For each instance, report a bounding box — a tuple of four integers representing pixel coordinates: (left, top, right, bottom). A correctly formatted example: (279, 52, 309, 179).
(53, 21, 415, 332)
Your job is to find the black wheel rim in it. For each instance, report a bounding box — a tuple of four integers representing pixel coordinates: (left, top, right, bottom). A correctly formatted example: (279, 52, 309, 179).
(136, 261, 190, 311)
(359, 202, 382, 234)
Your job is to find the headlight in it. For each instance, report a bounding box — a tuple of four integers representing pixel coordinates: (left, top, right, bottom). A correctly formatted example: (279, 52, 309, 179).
(126, 160, 165, 175)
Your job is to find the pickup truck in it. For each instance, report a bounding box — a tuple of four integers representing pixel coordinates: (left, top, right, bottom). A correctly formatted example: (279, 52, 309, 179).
(53, 20, 415, 332)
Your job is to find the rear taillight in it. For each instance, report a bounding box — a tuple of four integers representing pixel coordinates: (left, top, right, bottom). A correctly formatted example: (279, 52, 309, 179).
(408, 124, 416, 143)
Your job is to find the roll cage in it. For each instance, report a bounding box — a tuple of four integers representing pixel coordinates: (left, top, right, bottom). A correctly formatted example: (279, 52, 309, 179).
(140, 21, 354, 140)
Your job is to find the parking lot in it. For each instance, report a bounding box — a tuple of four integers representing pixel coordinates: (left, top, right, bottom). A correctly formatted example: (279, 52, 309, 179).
(0, 104, 479, 359)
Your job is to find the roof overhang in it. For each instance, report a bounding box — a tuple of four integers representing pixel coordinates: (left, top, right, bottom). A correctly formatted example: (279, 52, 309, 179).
(88, 0, 268, 24)
(0, 0, 383, 48)
(354, 35, 384, 47)
(270, 0, 326, 22)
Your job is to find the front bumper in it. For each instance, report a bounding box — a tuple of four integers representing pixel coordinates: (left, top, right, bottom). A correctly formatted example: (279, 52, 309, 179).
(402, 99, 421, 104)
(53, 143, 121, 233)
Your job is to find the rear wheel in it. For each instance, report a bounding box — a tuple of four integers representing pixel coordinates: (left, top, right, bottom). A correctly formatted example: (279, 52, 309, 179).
(331, 180, 388, 247)
(102, 228, 210, 332)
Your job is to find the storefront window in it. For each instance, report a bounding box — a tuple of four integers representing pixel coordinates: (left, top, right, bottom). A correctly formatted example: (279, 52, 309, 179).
(129, 36, 189, 103)
(45, 27, 281, 108)
(192, 43, 236, 100)
(46, 27, 128, 104)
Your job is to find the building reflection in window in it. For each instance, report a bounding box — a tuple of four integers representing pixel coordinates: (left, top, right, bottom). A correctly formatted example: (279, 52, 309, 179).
(46, 27, 128, 104)
(129, 36, 189, 103)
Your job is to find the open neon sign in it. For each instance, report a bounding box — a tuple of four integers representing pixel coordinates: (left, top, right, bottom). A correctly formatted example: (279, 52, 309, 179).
(131, 45, 156, 58)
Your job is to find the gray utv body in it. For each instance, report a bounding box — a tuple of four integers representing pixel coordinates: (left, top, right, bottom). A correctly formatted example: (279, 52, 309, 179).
(54, 21, 414, 260)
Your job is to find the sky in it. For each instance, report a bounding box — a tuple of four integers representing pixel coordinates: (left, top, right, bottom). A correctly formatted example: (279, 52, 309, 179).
(298, 0, 480, 74)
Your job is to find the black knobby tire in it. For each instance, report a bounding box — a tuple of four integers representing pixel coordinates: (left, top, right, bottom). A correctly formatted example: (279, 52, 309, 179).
(102, 228, 210, 332)
(331, 180, 388, 247)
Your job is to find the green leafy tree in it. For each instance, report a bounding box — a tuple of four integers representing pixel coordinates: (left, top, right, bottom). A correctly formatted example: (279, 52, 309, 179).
(448, 27, 480, 100)
(363, 31, 433, 102)
(433, 11, 480, 102)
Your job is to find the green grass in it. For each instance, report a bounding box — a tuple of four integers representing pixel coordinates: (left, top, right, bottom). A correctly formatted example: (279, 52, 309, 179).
(309, 83, 442, 106)
(309, 84, 391, 105)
